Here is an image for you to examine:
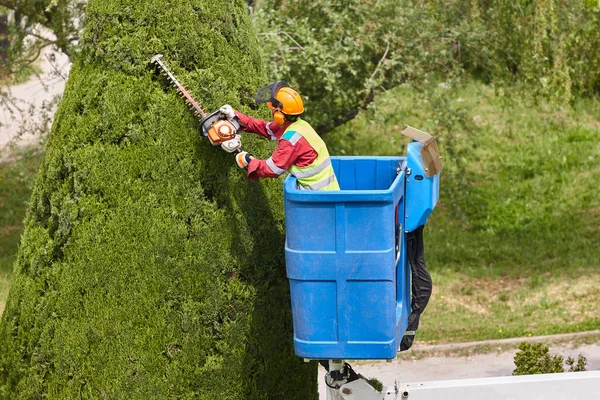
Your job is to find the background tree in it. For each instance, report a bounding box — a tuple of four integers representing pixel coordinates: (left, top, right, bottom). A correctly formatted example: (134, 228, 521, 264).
(252, 0, 461, 133)
(0, 0, 84, 78)
(252, 0, 600, 133)
(0, 0, 316, 398)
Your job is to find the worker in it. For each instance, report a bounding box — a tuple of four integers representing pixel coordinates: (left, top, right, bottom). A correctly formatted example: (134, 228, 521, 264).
(219, 81, 340, 191)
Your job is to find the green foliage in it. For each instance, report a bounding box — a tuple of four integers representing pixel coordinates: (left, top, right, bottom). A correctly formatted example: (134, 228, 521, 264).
(512, 342, 587, 375)
(0, 0, 85, 79)
(0, 0, 317, 398)
(252, 0, 466, 133)
(253, 0, 600, 133)
(0, 149, 43, 319)
(566, 354, 588, 372)
(513, 343, 565, 375)
(458, 0, 600, 101)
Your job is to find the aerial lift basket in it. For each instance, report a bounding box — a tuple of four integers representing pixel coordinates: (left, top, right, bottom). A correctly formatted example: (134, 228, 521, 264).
(283, 128, 441, 360)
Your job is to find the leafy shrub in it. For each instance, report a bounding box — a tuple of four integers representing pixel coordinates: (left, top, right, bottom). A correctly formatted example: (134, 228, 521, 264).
(513, 342, 588, 376)
(566, 354, 588, 372)
(0, 0, 317, 398)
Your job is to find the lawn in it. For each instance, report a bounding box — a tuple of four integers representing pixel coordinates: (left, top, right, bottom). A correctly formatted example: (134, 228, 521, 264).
(324, 82, 600, 343)
(0, 146, 44, 314)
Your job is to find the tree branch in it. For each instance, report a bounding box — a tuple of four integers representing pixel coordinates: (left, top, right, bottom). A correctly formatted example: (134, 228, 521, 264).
(258, 31, 305, 51)
(366, 40, 390, 85)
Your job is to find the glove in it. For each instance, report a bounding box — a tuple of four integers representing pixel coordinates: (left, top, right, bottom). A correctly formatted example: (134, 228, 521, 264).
(219, 104, 236, 120)
(235, 151, 254, 169)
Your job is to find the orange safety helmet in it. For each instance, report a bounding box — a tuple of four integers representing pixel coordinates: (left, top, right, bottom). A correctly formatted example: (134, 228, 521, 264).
(255, 81, 304, 125)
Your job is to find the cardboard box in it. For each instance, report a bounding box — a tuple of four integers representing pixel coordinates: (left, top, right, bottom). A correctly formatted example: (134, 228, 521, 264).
(401, 126, 443, 177)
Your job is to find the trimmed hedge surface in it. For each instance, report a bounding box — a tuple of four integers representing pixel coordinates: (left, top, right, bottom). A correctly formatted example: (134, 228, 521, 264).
(0, 1, 317, 398)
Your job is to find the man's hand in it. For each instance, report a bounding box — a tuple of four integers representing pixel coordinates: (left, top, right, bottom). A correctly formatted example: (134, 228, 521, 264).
(219, 104, 236, 120)
(235, 151, 254, 169)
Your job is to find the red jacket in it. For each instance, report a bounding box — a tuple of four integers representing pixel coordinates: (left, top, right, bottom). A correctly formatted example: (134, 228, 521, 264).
(234, 111, 318, 181)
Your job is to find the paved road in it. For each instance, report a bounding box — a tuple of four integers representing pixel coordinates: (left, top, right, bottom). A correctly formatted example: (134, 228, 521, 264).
(317, 335, 600, 398)
(0, 44, 71, 149)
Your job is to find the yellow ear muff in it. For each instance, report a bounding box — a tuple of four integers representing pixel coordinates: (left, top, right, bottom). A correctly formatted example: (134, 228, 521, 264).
(273, 109, 286, 125)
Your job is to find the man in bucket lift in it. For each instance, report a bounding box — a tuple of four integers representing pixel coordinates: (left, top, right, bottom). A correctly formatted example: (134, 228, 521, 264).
(222, 82, 432, 351)
(220, 81, 340, 191)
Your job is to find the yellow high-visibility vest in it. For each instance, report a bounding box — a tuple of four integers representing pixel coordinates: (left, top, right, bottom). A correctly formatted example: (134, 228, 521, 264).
(283, 119, 340, 191)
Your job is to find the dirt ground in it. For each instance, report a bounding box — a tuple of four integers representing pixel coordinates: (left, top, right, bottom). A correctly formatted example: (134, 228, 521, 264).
(317, 335, 600, 399)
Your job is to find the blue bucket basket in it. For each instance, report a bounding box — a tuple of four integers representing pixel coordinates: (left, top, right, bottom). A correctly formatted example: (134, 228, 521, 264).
(284, 156, 410, 360)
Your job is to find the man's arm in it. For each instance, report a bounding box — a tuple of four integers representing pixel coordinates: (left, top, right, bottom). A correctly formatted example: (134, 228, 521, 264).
(245, 136, 317, 181)
(234, 111, 280, 141)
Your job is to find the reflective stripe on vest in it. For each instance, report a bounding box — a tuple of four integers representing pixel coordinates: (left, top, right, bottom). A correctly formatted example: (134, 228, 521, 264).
(284, 119, 340, 191)
(296, 174, 337, 191)
(292, 157, 332, 178)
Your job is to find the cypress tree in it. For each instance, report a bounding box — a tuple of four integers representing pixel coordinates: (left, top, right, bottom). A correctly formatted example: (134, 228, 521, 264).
(0, 0, 317, 398)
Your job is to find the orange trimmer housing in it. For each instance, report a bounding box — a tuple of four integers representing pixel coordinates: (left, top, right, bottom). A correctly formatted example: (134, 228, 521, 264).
(200, 110, 241, 146)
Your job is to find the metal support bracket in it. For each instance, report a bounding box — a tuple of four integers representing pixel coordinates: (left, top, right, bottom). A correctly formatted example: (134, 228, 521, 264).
(325, 360, 388, 400)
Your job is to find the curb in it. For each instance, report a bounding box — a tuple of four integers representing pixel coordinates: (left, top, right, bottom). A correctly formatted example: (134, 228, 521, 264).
(408, 330, 600, 353)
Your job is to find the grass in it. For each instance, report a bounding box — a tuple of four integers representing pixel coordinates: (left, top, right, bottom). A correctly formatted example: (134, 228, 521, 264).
(324, 81, 600, 344)
(0, 146, 44, 312)
(420, 268, 600, 343)
(360, 331, 600, 361)
(0, 274, 9, 316)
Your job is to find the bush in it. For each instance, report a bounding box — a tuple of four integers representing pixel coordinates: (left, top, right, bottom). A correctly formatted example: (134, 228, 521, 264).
(513, 342, 587, 376)
(0, 0, 317, 398)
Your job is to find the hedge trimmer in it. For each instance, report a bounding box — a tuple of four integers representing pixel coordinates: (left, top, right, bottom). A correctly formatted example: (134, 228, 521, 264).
(151, 54, 242, 153)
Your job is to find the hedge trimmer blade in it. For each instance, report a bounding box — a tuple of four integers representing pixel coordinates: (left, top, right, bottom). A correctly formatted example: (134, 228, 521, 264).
(151, 54, 206, 119)
(150, 54, 242, 153)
